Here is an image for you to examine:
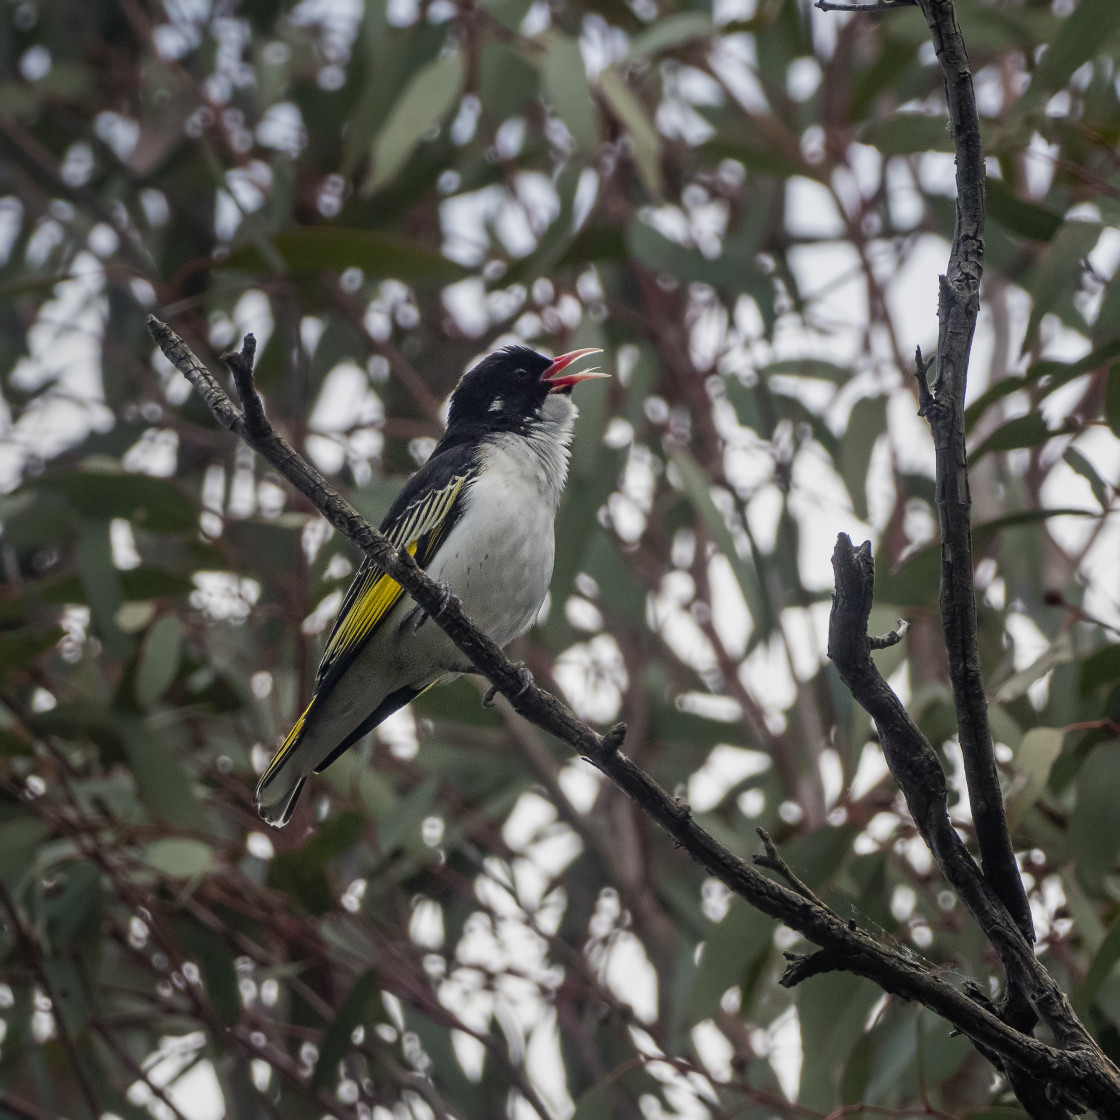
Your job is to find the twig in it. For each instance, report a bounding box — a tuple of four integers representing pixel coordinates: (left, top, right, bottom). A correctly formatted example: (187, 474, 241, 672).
(0, 882, 102, 1120)
(780, 949, 844, 987)
(814, 0, 916, 10)
(145, 316, 1120, 1111)
(754, 829, 824, 907)
(0, 1091, 70, 1120)
(91, 1019, 192, 1120)
(869, 618, 909, 650)
(219, 335, 265, 435)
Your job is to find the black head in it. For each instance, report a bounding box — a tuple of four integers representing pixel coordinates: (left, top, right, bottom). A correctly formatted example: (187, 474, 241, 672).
(444, 345, 605, 441)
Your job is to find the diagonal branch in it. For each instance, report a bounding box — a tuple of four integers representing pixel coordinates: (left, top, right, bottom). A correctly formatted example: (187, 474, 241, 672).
(146, 316, 1120, 1112)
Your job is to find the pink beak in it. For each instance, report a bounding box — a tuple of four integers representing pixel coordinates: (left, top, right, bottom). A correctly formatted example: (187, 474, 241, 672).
(541, 348, 608, 393)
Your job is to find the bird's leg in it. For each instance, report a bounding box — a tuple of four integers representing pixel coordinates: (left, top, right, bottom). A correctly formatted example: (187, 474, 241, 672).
(483, 662, 534, 708)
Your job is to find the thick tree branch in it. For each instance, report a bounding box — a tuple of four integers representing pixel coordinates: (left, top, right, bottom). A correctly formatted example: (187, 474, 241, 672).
(147, 316, 1120, 1112)
(827, 535, 1110, 1117)
(914, 0, 1033, 941)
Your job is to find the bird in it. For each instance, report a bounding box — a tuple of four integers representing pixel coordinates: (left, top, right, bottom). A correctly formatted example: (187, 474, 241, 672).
(255, 344, 607, 827)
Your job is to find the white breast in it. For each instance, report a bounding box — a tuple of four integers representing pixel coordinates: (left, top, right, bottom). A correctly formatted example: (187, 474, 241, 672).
(428, 395, 576, 648)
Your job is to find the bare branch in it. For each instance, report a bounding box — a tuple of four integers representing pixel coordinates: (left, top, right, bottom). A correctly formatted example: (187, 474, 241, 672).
(868, 618, 909, 650)
(754, 828, 824, 907)
(814, 0, 916, 10)
(913, 0, 1033, 942)
(147, 316, 1120, 1112)
(0, 1090, 71, 1120)
(827, 532, 1118, 1114)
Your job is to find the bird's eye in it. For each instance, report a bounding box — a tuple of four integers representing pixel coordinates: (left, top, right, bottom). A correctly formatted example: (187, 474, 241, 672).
(514, 368, 529, 383)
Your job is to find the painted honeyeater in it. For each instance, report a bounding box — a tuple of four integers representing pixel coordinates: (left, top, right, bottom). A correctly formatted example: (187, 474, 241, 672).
(255, 345, 607, 826)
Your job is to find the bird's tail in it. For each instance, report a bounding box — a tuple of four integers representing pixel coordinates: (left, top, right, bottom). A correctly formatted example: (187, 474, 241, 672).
(254, 700, 315, 828)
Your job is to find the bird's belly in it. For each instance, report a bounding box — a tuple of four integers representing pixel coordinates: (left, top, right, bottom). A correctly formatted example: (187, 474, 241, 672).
(428, 476, 555, 649)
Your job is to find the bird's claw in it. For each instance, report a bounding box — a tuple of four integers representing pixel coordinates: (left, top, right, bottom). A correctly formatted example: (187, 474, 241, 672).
(434, 581, 458, 614)
(413, 582, 459, 631)
(482, 663, 533, 707)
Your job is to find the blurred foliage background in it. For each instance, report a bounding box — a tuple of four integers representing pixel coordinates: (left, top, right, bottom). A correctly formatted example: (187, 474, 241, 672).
(1, 0, 1120, 1116)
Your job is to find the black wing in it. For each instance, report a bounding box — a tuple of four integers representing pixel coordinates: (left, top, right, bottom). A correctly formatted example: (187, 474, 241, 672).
(313, 441, 480, 694)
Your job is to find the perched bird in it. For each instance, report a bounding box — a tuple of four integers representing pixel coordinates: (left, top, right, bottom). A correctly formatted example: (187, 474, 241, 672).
(255, 345, 607, 826)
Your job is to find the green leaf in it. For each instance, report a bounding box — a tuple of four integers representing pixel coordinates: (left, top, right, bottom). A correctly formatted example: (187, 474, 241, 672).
(763, 359, 852, 384)
(688, 897, 773, 1021)
(987, 179, 1063, 242)
(0, 627, 64, 673)
(0, 817, 51, 887)
(136, 615, 184, 709)
(570, 1080, 616, 1120)
(1106, 364, 1120, 440)
(628, 14, 714, 59)
(76, 518, 128, 661)
(1064, 446, 1110, 510)
(1075, 915, 1120, 1016)
(378, 776, 439, 854)
(627, 220, 773, 312)
(859, 114, 952, 155)
(45, 861, 102, 951)
(1006, 727, 1063, 831)
(33, 469, 198, 533)
(840, 396, 886, 521)
(969, 412, 1051, 461)
(122, 720, 207, 829)
(666, 445, 770, 650)
(992, 632, 1074, 704)
(364, 51, 465, 193)
(1033, 0, 1120, 94)
(174, 917, 241, 1025)
(313, 969, 385, 1089)
(140, 838, 214, 878)
(1080, 643, 1120, 696)
(1072, 743, 1120, 892)
(966, 337, 1120, 427)
(1022, 221, 1102, 354)
(698, 136, 807, 179)
(269, 812, 363, 915)
(878, 508, 1097, 608)
(800, 971, 879, 1109)
(540, 33, 598, 151)
(479, 39, 540, 118)
(598, 69, 662, 198)
(225, 227, 466, 284)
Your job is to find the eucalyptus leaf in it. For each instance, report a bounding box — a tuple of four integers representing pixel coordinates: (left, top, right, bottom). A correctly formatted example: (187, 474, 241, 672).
(598, 69, 663, 199)
(140, 838, 214, 878)
(541, 33, 598, 151)
(364, 51, 465, 194)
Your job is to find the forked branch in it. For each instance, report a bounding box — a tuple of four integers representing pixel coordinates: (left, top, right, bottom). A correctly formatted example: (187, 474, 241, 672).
(147, 316, 1120, 1109)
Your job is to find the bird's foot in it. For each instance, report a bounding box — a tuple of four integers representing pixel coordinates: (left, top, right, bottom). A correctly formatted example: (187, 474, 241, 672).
(434, 581, 458, 615)
(483, 662, 533, 708)
(413, 582, 459, 631)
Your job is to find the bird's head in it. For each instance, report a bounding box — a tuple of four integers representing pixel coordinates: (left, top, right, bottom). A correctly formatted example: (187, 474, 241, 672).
(445, 345, 606, 437)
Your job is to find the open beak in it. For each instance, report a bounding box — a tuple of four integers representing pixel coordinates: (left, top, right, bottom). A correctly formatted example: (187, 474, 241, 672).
(541, 348, 608, 393)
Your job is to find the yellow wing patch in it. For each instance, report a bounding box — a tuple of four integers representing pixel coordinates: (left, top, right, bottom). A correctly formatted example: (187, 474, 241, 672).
(321, 541, 417, 666)
(260, 472, 470, 791)
(315, 474, 468, 687)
